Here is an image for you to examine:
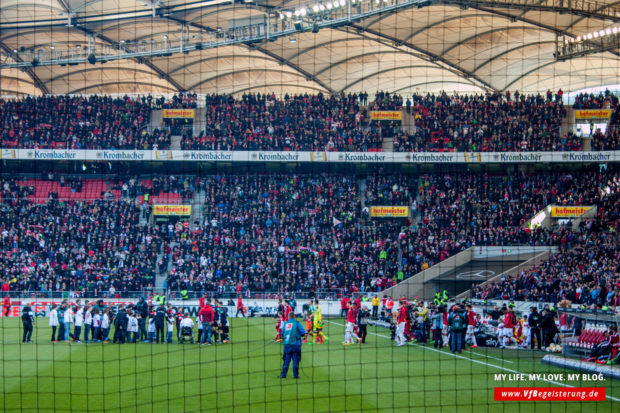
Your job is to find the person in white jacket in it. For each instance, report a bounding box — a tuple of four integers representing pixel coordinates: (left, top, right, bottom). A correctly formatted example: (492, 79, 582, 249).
(127, 312, 138, 343)
(63, 306, 74, 342)
(84, 307, 93, 342)
(101, 309, 111, 342)
(73, 307, 84, 342)
(49, 305, 59, 342)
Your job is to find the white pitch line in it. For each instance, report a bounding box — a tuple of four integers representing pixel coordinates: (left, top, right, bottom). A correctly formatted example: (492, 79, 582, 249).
(327, 320, 620, 403)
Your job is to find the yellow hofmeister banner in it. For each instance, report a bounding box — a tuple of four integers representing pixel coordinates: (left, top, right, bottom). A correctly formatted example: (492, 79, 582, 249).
(551, 206, 592, 218)
(370, 206, 409, 218)
(370, 111, 402, 121)
(153, 205, 192, 216)
(574, 109, 612, 120)
(162, 109, 195, 119)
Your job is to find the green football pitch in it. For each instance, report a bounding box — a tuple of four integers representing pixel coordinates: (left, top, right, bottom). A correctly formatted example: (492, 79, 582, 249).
(0, 317, 617, 412)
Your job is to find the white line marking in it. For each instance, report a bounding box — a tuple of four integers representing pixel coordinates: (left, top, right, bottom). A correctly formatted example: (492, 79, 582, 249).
(327, 321, 619, 402)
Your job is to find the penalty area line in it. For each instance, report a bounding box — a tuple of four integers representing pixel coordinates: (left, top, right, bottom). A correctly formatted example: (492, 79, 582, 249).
(326, 320, 619, 402)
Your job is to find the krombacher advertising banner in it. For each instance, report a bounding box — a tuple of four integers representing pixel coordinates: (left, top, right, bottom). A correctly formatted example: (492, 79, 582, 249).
(4, 149, 619, 164)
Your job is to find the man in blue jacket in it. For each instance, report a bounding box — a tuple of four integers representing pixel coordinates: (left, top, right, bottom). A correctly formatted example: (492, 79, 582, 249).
(278, 312, 306, 379)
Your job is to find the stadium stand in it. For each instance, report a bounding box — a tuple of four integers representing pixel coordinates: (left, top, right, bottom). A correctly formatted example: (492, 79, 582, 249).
(394, 92, 579, 152)
(1, 91, 618, 152)
(182, 93, 383, 151)
(0, 95, 168, 150)
(0, 179, 159, 293)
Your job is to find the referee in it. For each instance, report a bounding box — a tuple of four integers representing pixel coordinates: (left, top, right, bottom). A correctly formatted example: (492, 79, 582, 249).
(278, 312, 306, 379)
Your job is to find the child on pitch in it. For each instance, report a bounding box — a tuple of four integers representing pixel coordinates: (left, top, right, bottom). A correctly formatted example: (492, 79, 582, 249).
(274, 310, 284, 342)
(313, 299, 327, 344)
(166, 313, 175, 343)
(303, 310, 314, 343)
(197, 316, 203, 344)
(148, 314, 156, 343)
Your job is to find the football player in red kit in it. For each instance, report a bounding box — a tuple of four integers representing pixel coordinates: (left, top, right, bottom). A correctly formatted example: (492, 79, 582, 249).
(343, 302, 361, 345)
(396, 300, 408, 346)
(465, 304, 478, 348)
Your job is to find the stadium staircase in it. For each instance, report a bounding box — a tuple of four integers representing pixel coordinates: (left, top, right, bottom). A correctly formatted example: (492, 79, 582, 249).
(401, 109, 415, 134)
(190, 189, 205, 226)
(155, 242, 167, 291)
(170, 135, 182, 150)
(381, 137, 394, 152)
(150, 109, 163, 130)
(359, 178, 367, 209)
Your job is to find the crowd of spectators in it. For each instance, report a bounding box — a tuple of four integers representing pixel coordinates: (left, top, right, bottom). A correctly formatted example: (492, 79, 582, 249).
(394, 92, 579, 152)
(155, 93, 199, 109)
(0, 165, 618, 301)
(471, 168, 619, 303)
(1, 91, 619, 152)
(0, 178, 160, 294)
(181, 92, 383, 152)
(0, 95, 167, 149)
(164, 174, 400, 295)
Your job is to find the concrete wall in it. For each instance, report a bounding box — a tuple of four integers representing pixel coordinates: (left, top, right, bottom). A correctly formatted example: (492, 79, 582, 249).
(457, 250, 553, 300)
(382, 247, 473, 301)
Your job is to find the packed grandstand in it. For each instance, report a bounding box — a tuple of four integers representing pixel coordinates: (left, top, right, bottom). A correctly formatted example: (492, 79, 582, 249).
(0, 89, 618, 311)
(1, 91, 618, 152)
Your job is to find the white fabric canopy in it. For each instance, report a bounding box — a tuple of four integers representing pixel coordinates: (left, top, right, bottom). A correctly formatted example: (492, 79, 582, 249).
(1, 0, 619, 96)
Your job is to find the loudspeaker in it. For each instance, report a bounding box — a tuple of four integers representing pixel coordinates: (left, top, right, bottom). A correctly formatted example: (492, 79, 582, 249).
(87, 54, 97, 64)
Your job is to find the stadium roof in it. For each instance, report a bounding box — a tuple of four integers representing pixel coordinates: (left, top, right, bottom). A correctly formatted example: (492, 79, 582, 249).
(1, 0, 619, 96)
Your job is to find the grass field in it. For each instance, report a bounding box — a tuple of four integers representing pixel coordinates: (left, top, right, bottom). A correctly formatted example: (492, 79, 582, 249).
(0, 317, 618, 413)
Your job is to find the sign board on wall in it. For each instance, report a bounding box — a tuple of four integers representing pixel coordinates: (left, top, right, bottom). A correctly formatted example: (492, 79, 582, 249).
(550, 206, 592, 218)
(370, 206, 409, 217)
(0, 298, 353, 318)
(370, 111, 402, 121)
(162, 109, 195, 119)
(153, 205, 192, 216)
(3, 149, 619, 163)
(574, 109, 612, 121)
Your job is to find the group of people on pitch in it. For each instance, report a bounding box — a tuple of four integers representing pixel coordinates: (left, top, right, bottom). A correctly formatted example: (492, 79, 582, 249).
(21, 297, 231, 345)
